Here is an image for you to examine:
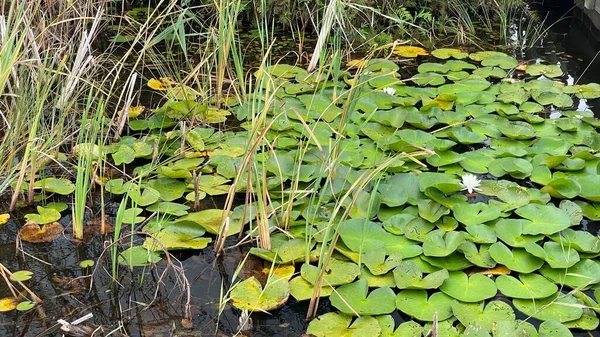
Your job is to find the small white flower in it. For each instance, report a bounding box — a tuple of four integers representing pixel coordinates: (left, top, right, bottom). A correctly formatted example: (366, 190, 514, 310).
(566, 75, 575, 86)
(535, 58, 542, 64)
(383, 87, 396, 96)
(460, 173, 482, 194)
(577, 98, 589, 112)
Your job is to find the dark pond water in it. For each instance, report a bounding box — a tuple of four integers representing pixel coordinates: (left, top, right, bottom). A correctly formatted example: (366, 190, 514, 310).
(3, 7, 600, 337)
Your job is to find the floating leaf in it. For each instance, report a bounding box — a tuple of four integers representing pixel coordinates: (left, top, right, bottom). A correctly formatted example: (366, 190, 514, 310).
(0, 213, 9, 225)
(330, 279, 396, 316)
(118, 246, 161, 267)
(513, 293, 583, 323)
(396, 290, 454, 321)
(488, 242, 544, 273)
(376, 315, 423, 337)
(24, 206, 61, 225)
(230, 275, 290, 312)
(496, 273, 558, 299)
(301, 259, 360, 287)
(393, 45, 428, 58)
(289, 276, 334, 301)
(79, 260, 95, 268)
(515, 204, 572, 235)
(33, 178, 75, 195)
(19, 221, 64, 243)
(431, 48, 468, 60)
(451, 300, 515, 331)
(0, 298, 18, 312)
(440, 271, 497, 302)
(393, 261, 449, 289)
(526, 64, 563, 78)
(306, 312, 381, 337)
(539, 320, 574, 337)
(361, 248, 403, 275)
(10, 270, 33, 282)
(16, 301, 35, 311)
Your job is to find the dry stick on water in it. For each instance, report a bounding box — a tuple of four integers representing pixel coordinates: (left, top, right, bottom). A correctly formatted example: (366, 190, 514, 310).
(0, 263, 42, 303)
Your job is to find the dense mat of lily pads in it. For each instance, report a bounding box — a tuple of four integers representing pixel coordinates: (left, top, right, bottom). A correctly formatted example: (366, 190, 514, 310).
(25, 46, 600, 336)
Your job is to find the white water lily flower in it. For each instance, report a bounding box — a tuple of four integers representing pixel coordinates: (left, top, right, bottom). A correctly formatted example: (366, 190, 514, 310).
(383, 87, 396, 95)
(566, 75, 575, 86)
(460, 173, 482, 194)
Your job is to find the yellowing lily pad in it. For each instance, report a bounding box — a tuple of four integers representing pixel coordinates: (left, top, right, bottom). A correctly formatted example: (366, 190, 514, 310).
(393, 45, 428, 58)
(0, 297, 18, 312)
(19, 221, 64, 243)
(230, 275, 290, 312)
(0, 213, 10, 225)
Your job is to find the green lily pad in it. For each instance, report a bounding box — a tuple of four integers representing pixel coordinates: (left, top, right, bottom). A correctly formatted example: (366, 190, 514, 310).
(118, 246, 161, 267)
(539, 320, 573, 337)
(540, 259, 600, 289)
(250, 234, 313, 264)
(146, 178, 187, 201)
(489, 242, 544, 273)
(306, 312, 381, 337)
(396, 290, 454, 322)
(422, 230, 465, 257)
(526, 64, 563, 78)
(330, 279, 396, 316)
(451, 300, 515, 331)
(177, 209, 241, 235)
(289, 276, 334, 301)
(393, 261, 449, 289)
(524, 242, 580, 269)
(439, 271, 497, 302)
(469, 51, 508, 61)
(459, 242, 496, 268)
(143, 221, 210, 251)
(418, 62, 450, 74)
(361, 248, 403, 275)
(33, 178, 76, 195)
(431, 48, 469, 60)
(494, 219, 543, 247)
(230, 275, 290, 312)
(453, 202, 502, 226)
(411, 72, 446, 86)
(473, 67, 507, 79)
(376, 315, 423, 337)
(301, 259, 360, 286)
(496, 273, 558, 299)
(481, 55, 518, 69)
(25, 206, 61, 225)
(513, 293, 583, 322)
(339, 219, 423, 258)
(541, 178, 582, 199)
(550, 229, 600, 254)
(514, 204, 572, 235)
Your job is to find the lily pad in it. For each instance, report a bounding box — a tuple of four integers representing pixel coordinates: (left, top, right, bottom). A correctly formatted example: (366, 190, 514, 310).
(118, 246, 161, 267)
(451, 300, 515, 331)
(396, 290, 454, 321)
(524, 242, 580, 269)
(289, 276, 334, 301)
(361, 248, 403, 275)
(539, 320, 573, 337)
(230, 275, 290, 312)
(33, 178, 76, 195)
(306, 312, 381, 337)
(514, 204, 572, 235)
(513, 293, 583, 322)
(488, 242, 544, 273)
(376, 315, 423, 337)
(439, 271, 497, 302)
(393, 45, 428, 58)
(330, 279, 396, 316)
(431, 48, 468, 59)
(393, 261, 449, 289)
(301, 259, 360, 286)
(496, 273, 558, 299)
(539, 259, 600, 289)
(19, 221, 64, 243)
